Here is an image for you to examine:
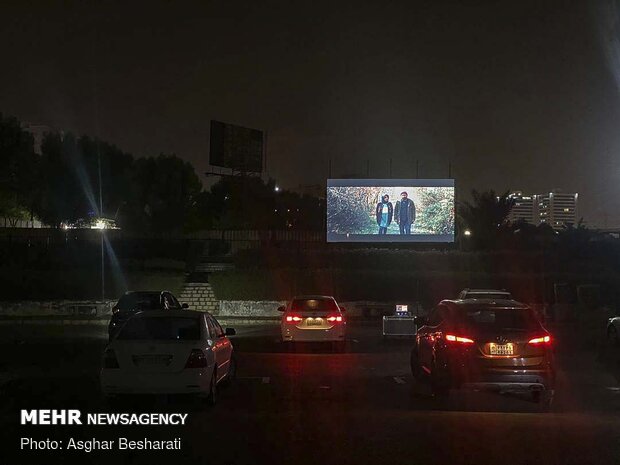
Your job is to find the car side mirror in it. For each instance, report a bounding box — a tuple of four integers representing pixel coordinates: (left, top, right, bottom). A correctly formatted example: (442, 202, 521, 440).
(339, 307, 346, 313)
(182, 303, 189, 309)
(414, 316, 428, 327)
(277, 306, 285, 312)
(225, 327, 236, 336)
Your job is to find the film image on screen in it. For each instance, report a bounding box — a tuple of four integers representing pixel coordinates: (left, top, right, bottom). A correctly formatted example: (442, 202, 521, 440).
(326, 179, 455, 242)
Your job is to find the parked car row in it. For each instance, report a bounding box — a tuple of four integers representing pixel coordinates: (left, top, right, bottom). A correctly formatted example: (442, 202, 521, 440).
(101, 289, 556, 409)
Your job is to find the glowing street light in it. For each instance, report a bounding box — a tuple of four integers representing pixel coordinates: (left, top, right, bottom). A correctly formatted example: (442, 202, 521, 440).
(463, 229, 472, 236)
(274, 186, 280, 192)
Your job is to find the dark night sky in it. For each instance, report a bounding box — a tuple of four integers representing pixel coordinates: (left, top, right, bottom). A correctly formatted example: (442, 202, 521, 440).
(2, 0, 620, 226)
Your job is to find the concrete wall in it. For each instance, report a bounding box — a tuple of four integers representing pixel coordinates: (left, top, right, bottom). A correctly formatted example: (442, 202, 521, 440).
(217, 300, 420, 318)
(179, 283, 219, 313)
(0, 299, 422, 319)
(0, 300, 115, 317)
(219, 300, 286, 318)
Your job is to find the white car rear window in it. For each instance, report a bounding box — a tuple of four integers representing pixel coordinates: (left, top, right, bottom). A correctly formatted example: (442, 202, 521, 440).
(118, 317, 201, 340)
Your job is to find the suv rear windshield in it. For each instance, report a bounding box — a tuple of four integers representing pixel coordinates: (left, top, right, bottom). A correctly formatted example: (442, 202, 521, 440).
(291, 299, 338, 312)
(116, 293, 160, 312)
(457, 307, 539, 330)
(117, 317, 201, 340)
(465, 293, 512, 300)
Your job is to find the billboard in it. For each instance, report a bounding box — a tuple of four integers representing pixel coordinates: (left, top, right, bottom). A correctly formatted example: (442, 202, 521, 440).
(326, 179, 455, 243)
(209, 120, 264, 173)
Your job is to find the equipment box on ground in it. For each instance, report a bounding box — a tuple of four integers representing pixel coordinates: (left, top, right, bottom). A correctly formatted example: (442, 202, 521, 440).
(382, 316, 416, 337)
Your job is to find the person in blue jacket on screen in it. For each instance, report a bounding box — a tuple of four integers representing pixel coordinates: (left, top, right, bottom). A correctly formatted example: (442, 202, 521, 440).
(395, 191, 416, 235)
(375, 194, 393, 234)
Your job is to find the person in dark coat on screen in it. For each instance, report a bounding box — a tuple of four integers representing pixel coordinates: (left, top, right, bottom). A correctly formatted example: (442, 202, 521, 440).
(376, 194, 393, 234)
(395, 191, 416, 235)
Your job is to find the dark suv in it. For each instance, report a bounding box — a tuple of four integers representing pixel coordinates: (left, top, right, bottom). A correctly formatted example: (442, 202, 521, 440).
(411, 299, 555, 406)
(108, 291, 187, 341)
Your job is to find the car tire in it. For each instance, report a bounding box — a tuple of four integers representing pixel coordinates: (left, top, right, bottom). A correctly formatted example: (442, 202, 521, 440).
(222, 354, 236, 386)
(410, 348, 422, 380)
(533, 389, 554, 411)
(332, 341, 346, 353)
(430, 359, 450, 398)
(207, 367, 217, 406)
(608, 326, 619, 347)
(102, 394, 118, 408)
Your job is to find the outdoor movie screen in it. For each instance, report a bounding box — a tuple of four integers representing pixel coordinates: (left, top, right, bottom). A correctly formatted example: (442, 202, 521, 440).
(326, 179, 455, 243)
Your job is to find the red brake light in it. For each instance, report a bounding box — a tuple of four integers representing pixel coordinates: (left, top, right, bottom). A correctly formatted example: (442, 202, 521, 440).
(528, 335, 551, 344)
(185, 349, 207, 368)
(103, 349, 119, 368)
(285, 315, 303, 323)
(446, 334, 474, 344)
(326, 315, 344, 323)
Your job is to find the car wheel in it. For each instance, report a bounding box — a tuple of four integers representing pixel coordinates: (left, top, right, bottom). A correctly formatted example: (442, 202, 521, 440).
(332, 341, 346, 353)
(102, 394, 118, 408)
(430, 359, 450, 398)
(410, 348, 422, 380)
(608, 326, 619, 347)
(207, 367, 217, 406)
(533, 389, 554, 410)
(222, 354, 236, 386)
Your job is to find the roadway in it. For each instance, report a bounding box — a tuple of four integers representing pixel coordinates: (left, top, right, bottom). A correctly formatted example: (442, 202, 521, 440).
(1, 322, 620, 465)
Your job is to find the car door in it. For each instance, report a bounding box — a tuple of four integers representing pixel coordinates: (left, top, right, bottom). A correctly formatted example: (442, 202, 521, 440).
(206, 315, 231, 381)
(418, 307, 445, 371)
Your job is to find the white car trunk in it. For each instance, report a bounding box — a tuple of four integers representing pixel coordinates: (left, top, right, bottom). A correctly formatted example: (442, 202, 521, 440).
(113, 341, 202, 374)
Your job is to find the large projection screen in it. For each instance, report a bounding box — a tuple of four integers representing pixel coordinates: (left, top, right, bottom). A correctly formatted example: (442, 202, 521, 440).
(327, 179, 455, 243)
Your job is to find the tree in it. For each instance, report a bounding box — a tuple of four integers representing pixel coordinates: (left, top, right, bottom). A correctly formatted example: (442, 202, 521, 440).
(415, 187, 455, 235)
(0, 113, 38, 224)
(33, 133, 87, 226)
(459, 189, 515, 249)
(326, 186, 377, 234)
(123, 154, 202, 233)
(201, 176, 324, 231)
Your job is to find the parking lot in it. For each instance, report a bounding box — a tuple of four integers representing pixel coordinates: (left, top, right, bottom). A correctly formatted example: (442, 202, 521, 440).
(2, 322, 620, 465)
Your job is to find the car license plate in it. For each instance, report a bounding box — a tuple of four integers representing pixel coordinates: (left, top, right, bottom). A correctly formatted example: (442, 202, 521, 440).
(134, 355, 171, 366)
(306, 318, 322, 326)
(489, 343, 513, 355)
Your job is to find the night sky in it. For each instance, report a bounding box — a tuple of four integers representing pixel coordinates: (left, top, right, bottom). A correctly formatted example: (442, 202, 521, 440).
(2, 0, 620, 226)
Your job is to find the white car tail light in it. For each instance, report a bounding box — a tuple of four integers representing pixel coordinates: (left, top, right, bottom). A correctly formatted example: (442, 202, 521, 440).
(185, 349, 207, 368)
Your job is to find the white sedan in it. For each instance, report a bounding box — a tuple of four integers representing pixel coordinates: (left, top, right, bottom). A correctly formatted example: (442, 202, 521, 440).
(100, 310, 235, 405)
(279, 295, 346, 348)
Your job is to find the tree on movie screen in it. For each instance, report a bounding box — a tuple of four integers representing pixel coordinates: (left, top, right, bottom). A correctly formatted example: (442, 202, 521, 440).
(327, 187, 380, 234)
(415, 187, 455, 235)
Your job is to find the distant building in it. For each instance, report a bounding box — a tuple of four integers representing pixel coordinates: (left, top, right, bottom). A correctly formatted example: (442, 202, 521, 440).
(535, 189, 579, 230)
(508, 192, 536, 224)
(507, 189, 579, 230)
(21, 122, 52, 155)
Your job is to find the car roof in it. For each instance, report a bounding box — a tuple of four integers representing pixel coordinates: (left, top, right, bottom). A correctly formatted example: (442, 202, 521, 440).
(123, 290, 167, 296)
(461, 289, 511, 294)
(441, 298, 529, 308)
(292, 295, 336, 301)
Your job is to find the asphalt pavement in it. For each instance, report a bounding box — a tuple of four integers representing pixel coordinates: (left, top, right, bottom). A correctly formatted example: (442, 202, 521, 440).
(2, 322, 620, 465)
